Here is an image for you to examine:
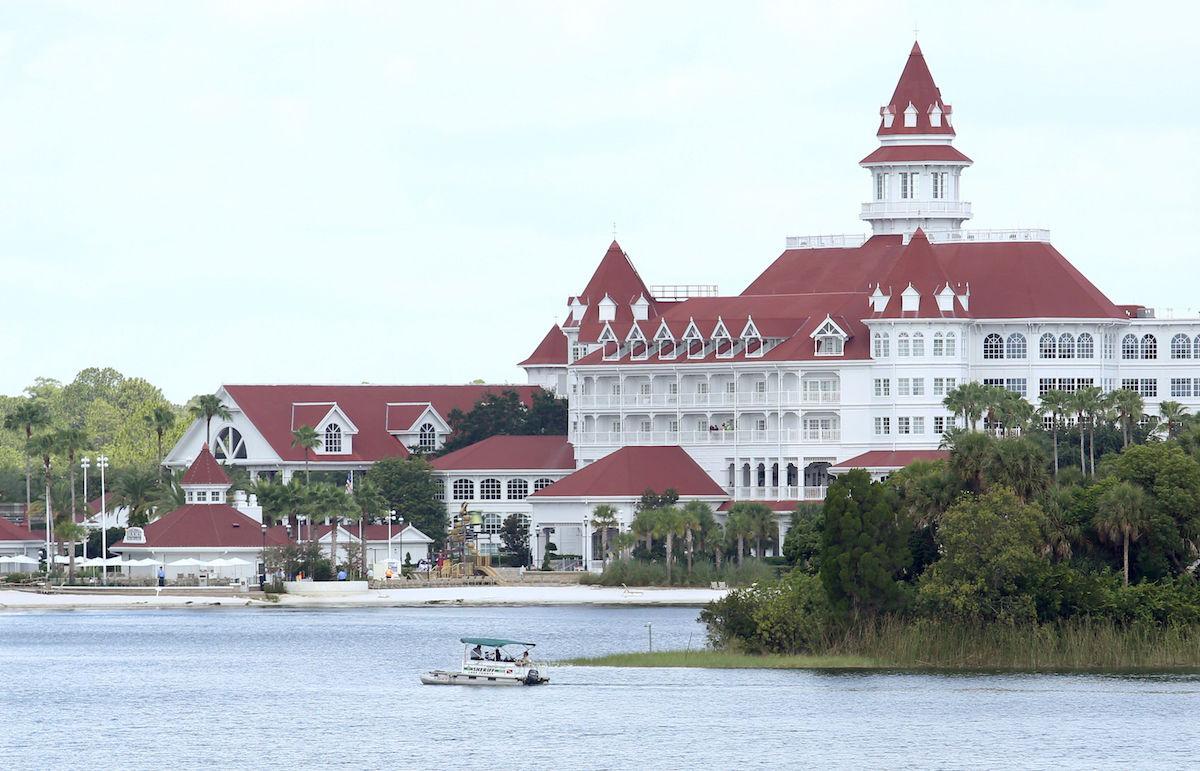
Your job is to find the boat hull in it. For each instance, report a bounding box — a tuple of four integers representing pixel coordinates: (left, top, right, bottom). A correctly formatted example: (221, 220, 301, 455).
(420, 669, 549, 686)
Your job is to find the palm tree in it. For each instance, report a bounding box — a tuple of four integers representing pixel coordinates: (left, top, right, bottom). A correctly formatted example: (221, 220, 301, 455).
(590, 504, 619, 565)
(680, 500, 712, 576)
(112, 467, 160, 527)
(1068, 388, 1100, 475)
(631, 507, 658, 554)
(143, 404, 177, 475)
(651, 507, 684, 584)
(291, 425, 319, 484)
(309, 483, 354, 568)
(27, 433, 56, 573)
(1039, 389, 1069, 478)
(947, 429, 994, 493)
(54, 428, 88, 535)
(189, 394, 232, 445)
(985, 437, 1049, 502)
(1095, 481, 1149, 586)
(1159, 401, 1189, 439)
(943, 382, 989, 431)
(56, 519, 87, 583)
(725, 504, 758, 567)
(352, 478, 386, 577)
(4, 399, 51, 519)
(1110, 388, 1144, 449)
(1074, 386, 1104, 476)
(708, 520, 726, 570)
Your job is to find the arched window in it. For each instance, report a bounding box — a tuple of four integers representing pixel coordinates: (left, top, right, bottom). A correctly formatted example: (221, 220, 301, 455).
(212, 427, 247, 460)
(480, 478, 501, 500)
(755, 463, 766, 487)
(1121, 334, 1138, 359)
(933, 332, 945, 357)
(911, 332, 925, 357)
(1194, 335, 1200, 358)
(1171, 334, 1191, 359)
(452, 479, 474, 500)
(418, 423, 437, 451)
(506, 479, 529, 500)
(323, 423, 343, 453)
(1141, 334, 1158, 360)
(944, 332, 957, 357)
(872, 332, 890, 358)
(1006, 333, 1027, 359)
(1040, 333, 1057, 359)
(983, 333, 1003, 359)
(532, 478, 554, 492)
(897, 333, 910, 357)
(1058, 333, 1075, 359)
(1077, 333, 1094, 359)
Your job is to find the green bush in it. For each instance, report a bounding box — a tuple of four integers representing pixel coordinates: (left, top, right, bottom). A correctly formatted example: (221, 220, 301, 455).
(583, 557, 777, 588)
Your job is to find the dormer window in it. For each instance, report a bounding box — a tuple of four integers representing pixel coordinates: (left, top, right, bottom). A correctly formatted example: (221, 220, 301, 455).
(712, 320, 733, 359)
(627, 324, 649, 361)
(683, 320, 704, 359)
(881, 106, 894, 128)
(418, 423, 436, 452)
(324, 423, 343, 453)
(811, 317, 848, 357)
(196, 491, 208, 502)
(631, 294, 649, 321)
(598, 294, 616, 322)
(901, 283, 920, 313)
(929, 104, 943, 127)
(903, 102, 917, 128)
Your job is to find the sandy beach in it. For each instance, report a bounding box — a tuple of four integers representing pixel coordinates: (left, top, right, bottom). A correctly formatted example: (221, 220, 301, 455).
(0, 585, 726, 611)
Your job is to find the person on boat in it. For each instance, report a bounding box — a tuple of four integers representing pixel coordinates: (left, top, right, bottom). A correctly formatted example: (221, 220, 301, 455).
(470, 644, 483, 660)
(517, 650, 531, 667)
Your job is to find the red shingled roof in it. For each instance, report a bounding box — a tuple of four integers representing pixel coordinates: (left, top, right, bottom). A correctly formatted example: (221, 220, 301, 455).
(520, 325, 568, 367)
(384, 403, 432, 433)
(112, 506, 291, 549)
(291, 403, 335, 431)
(181, 446, 231, 486)
(572, 241, 661, 341)
(830, 450, 949, 472)
(0, 516, 38, 542)
(879, 41, 954, 137)
(222, 385, 539, 464)
(531, 446, 725, 499)
(860, 145, 971, 165)
(432, 435, 575, 472)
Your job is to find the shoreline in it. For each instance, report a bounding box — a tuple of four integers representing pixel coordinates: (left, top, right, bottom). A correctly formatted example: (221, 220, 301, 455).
(0, 585, 727, 611)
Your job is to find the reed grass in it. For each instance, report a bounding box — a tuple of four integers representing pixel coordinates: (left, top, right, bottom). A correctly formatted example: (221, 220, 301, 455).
(562, 649, 881, 669)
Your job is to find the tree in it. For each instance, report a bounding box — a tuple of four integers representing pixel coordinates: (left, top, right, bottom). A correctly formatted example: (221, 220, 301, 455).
(500, 513, 532, 566)
(351, 477, 386, 576)
(652, 507, 684, 584)
(819, 470, 911, 619)
(1102, 442, 1200, 576)
(631, 507, 659, 555)
(985, 437, 1049, 503)
(782, 503, 823, 572)
(441, 390, 527, 453)
(590, 503, 619, 565)
(143, 404, 177, 474)
(733, 502, 775, 558)
(1069, 387, 1103, 475)
(27, 433, 56, 572)
(947, 429, 993, 493)
(56, 519, 87, 583)
(4, 398, 51, 516)
(111, 467, 159, 527)
(365, 456, 447, 547)
(724, 505, 752, 567)
(679, 501, 711, 576)
(1109, 388, 1144, 449)
(1159, 401, 1189, 439)
(917, 486, 1048, 623)
(189, 394, 232, 445)
(524, 389, 568, 435)
(54, 428, 89, 536)
(1038, 389, 1070, 477)
(291, 426, 319, 484)
(943, 382, 989, 431)
(1074, 385, 1104, 476)
(1095, 481, 1149, 587)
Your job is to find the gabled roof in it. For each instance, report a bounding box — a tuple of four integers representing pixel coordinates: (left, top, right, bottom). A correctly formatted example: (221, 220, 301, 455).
(829, 450, 949, 473)
(860, 145, 971, 165)
(574, 241, 661, 341)
(220, 385, 540, 464)
(431, 435, 575, 472)
(876, 229, 962, 317)
(879, 41, 954, 137)
(519, 325, 568, 367)
(312, 522, 433, 544)
(111, 506, 291, 549)
(181, 446, 231, 486)
(530, 446, 726, 499)
(0, 516, 38, 543)
(385, 403, 438, 433)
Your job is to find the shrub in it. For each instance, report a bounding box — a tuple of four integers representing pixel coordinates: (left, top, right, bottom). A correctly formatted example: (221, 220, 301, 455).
(751, 572, 831, 654)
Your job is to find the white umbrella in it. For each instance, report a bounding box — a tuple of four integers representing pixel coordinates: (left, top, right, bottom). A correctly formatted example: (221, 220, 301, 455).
(209, 557, 251, 567)
(168, 558, 211, 567)
(124, 557, 163, 567)
(0, 554, 37, 565)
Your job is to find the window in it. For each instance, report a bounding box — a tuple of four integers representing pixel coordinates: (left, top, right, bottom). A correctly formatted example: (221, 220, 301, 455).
(944, 332, 957, 357)
(1121, 334, 1138, 359)
(815, 335, 844, 356)
(934, 377, 956, 396)
(931, 172, 948, 199)
(874, 417, 890, 435)
(983, 333, 1003, 359)
(323, 423, 343, 453)
(611, 383, 621, 395)
(872, 332, 890, 358)
(639, 383, 651, 396)
(1040, 333, 1057, 359)
(1077, 333, 1094, 359)
(533, 478, 554, 492)
(911, 379, 925, 397)
(669, 382, 679, 395)
(934, 416, 948, 434)
(1058, 334, 1075, 359)
(639, 420, 652, 433)
(213, 427, 248, 461)
(911, 333, 925, 357)
(506, 479, 529, 500)
(754, 380, 767, 394)
(452, 479, 474, 500)
(196, 491, 208, 502)
(1170, 378, 1194, 398)
(1122, 378, 1158, 398)
(900, 172, 918, 199)
(480, 513, 502, 535)
(874, 378, 890, 397)
(610, 420, 621, 433)
(479, 479, 502, 500)
(912, 417, 925, 434)
(898, 417, 912, 434)
(418, 423, 437, 452)
(933, 333, 945, 357)
(897, 333, 910, 357)
(1007, 378, 1028, 397)
(697, 382, 709, 395)
(726, 381, 736, 393)
(1195, 335, 1200, 358)
(1006, 333, 1027, 359)
(669, 419, 679, 433)
(1103, 334, 1115, 359)
(875, 172, 887, 200)
(898, 378, 911, 397)
(1141, 334, 1158, 359)
(1172, 334, 1192, 359)
(186, 491, 194, 503)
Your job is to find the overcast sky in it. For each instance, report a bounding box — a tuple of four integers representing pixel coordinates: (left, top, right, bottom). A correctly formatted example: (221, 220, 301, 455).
(2, 1, 1197, 402)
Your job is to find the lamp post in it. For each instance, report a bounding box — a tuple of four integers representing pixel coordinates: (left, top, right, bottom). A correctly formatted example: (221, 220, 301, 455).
(80, 457, 90, 560)
(582, 515, 590, 573)
(260, 523, 268, 590)
(97, 455, 109, 586)
(387, 509, 395, 564)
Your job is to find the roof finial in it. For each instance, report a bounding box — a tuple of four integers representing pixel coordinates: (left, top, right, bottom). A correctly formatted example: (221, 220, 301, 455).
(611, 221, 617, 239)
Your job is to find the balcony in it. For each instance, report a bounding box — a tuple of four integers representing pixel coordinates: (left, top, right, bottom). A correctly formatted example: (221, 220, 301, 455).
(572, 389, 839, 410)
(860, 200, 972, 219)
(784, 234, 868, 250)
(919, 228, 1051, 244)
(573, 428, 840, 446)
(728, 486, 828, 501)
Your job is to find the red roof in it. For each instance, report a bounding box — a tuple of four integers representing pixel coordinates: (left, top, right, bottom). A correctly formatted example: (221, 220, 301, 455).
(384, 403, 432, 433)
(181, 446, 231, 486)
(519, 325, 568, 367)
(860, 145, 971, 165)
(829, 450, 949, 472)
(879, 41, 954, 137)
(290, 403, 335, 430)
(112, 506, 291, 549)
(221, 385, 540, 464)
(0, 516, 38, 542)
(572, 241, 661, 341)
(530, 446, 726, 499)
(431, 435, 575, 472)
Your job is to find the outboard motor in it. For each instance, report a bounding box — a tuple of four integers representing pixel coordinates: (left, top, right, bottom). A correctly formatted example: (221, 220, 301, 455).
(524, 669, 541, 685)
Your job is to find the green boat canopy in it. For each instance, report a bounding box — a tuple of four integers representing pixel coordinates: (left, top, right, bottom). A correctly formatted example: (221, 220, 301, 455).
(460, 637, 536, 648)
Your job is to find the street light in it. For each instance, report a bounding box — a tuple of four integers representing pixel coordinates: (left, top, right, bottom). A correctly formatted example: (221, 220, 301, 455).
(387, 509, 395, 564)
(260, 523, 268, 590)
(97, 455, 109, 586)
(80, 457, 90, 560)
(582, 515, 590, 573)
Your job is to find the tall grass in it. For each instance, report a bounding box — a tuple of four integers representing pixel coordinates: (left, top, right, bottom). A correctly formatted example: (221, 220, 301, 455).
(579, 557, 778, 588)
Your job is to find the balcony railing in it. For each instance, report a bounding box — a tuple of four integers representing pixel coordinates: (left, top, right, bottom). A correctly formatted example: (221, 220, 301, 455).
(727, 486, 828, 501)
(573, 429, 840, 445)
(573, 390, 839, 409)
(784, 234, 868, 250)
(860, 200, 972, 218)
(919, 228, 1051, 244)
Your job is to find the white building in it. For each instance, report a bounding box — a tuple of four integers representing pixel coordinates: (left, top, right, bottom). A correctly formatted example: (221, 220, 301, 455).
(313, 523, 434, 566)
(0, 517, 42, 572)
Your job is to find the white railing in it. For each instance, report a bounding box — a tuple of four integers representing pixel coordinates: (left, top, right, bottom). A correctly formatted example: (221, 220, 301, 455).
(572, 390, 839, 409)
(918, 228, 1051, 244)
(801, 390, 841, 404)
(573, 429, 839, 446)
(860, 200, 972, 218)
(727, 486, 828, 501)
(801, 428, 841, 442)
(784, 234, 868, 249)
(650, 284, 719, 301)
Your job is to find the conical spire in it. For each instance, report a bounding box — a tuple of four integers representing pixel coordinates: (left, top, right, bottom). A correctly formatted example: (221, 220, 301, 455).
(578, 240, 654, 307)
(181, 445, 231, 487)
(879, 41, 954, 136)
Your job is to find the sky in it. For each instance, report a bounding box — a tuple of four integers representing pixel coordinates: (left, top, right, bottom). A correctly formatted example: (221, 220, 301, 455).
(1, 1, 1197, 403)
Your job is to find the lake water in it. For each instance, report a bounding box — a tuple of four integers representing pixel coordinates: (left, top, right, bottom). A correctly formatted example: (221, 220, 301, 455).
(1, 606, 1197, 769)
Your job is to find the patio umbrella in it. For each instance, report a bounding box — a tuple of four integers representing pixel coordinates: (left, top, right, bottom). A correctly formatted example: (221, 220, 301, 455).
(1, 554, 37, 565)
(124, 558, 163, 567)
(168, 558, 211, 567)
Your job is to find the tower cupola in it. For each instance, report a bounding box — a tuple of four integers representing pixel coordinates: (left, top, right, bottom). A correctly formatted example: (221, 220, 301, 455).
(181, 445, 232, 505)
